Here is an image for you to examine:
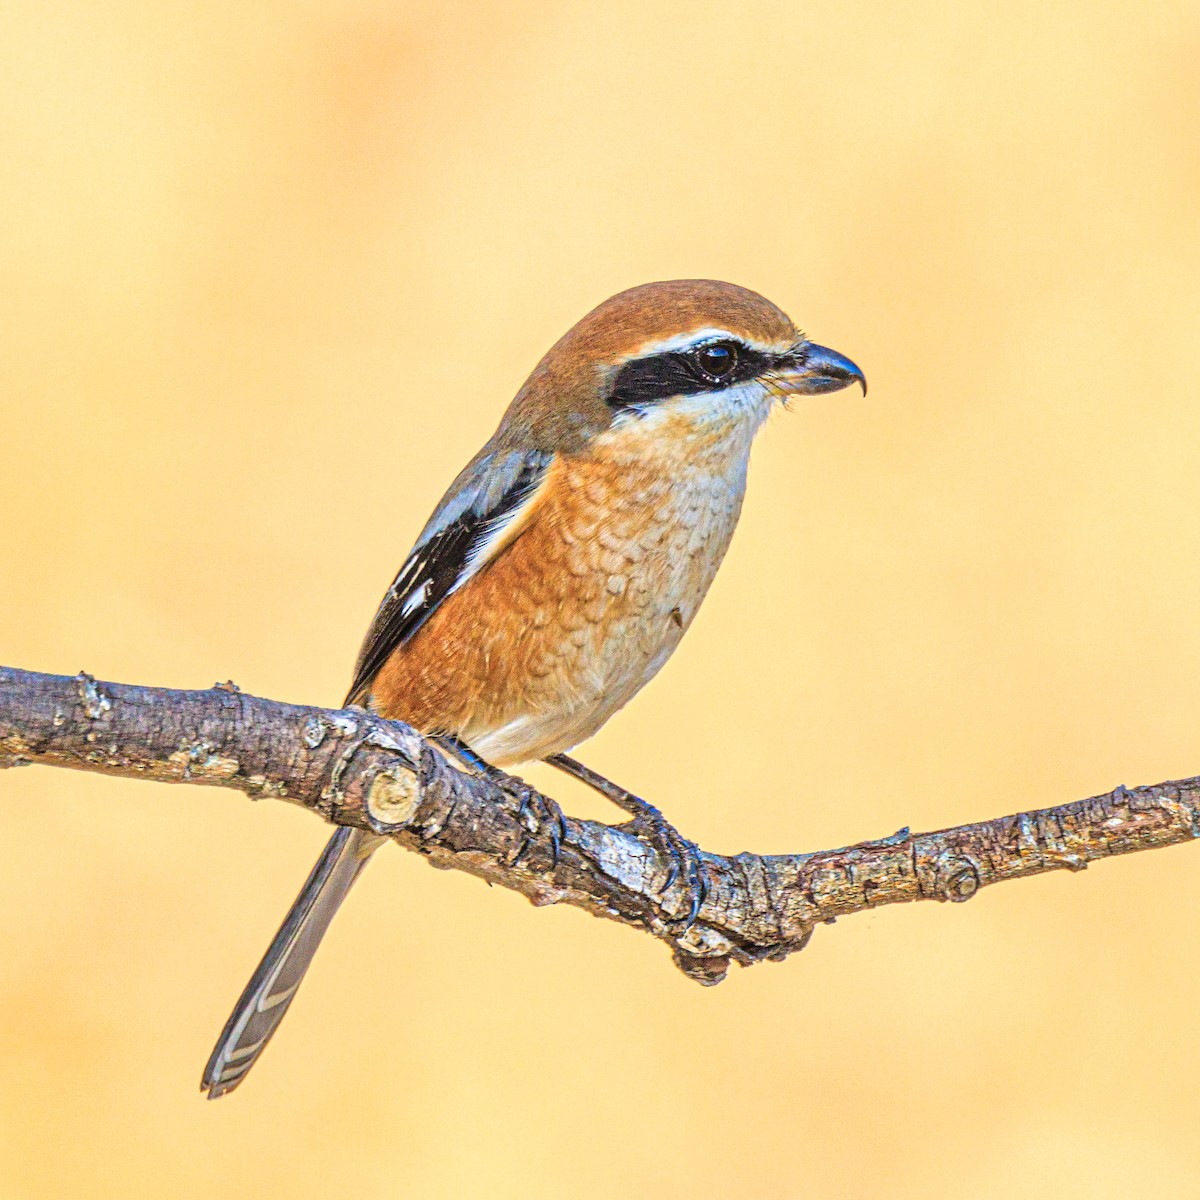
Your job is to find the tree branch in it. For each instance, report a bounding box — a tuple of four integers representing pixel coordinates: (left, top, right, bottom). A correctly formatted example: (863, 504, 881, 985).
(2, 665, 1196, 984)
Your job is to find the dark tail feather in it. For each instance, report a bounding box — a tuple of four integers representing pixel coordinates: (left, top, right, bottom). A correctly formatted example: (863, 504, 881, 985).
(201, 826, 382, 1099)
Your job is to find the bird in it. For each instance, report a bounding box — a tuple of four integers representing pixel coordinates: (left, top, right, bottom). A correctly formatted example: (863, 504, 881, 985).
(201, 278, 865, 1098)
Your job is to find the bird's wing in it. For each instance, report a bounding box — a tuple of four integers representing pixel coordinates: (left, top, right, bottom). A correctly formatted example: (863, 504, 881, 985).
(344, 447, 553, 705)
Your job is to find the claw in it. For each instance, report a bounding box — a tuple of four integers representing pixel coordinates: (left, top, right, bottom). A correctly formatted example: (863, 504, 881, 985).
(681, 861, 709, 934)
(672, 852, 708, 935)
(662, 855, 680, 894)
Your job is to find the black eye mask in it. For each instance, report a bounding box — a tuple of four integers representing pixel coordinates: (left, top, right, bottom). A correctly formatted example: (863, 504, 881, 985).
(606, 339, 778, 411)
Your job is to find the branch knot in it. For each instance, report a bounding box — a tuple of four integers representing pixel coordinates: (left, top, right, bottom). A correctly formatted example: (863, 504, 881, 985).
(928, 848, 984, 903)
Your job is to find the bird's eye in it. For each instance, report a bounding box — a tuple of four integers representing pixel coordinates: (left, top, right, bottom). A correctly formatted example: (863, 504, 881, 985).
(692, 341, 740, 383)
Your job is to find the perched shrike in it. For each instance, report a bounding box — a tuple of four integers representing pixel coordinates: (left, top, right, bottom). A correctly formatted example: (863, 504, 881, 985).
(202, 279, 865, 1097)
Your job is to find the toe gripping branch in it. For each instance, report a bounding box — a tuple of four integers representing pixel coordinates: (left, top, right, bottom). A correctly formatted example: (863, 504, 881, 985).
(433, 741, 719, 969)
(434, 736, 568, 869)
(546, 753, 710, 937)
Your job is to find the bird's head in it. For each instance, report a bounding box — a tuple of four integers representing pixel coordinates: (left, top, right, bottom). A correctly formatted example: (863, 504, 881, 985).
(496, 279, 865, 456)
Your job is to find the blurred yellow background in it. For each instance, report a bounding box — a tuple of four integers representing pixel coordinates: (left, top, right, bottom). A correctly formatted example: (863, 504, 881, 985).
(3, 1, 1200, 1196)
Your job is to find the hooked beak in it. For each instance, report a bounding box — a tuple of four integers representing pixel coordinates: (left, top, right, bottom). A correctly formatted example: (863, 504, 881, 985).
(775, 342, 867, 397)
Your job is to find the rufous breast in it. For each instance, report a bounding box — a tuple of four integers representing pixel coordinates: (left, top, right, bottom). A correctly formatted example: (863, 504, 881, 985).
(369, 407, 761, 765)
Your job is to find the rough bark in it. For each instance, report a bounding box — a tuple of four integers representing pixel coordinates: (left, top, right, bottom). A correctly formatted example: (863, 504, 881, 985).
(1, 666, 1195, 984)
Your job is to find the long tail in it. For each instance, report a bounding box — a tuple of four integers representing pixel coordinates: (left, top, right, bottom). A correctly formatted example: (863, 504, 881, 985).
(201, 826, 383, 1099)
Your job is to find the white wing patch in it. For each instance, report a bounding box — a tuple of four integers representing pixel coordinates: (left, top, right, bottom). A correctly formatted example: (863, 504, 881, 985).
(400, 579, 432, 618)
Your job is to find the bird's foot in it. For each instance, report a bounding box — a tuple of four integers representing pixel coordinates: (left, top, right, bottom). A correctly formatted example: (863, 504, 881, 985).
(543, 752, 708, 933)
(624, 801, 709, 935)
(511, 784, 568, 869)
(432, 738, 568, 867)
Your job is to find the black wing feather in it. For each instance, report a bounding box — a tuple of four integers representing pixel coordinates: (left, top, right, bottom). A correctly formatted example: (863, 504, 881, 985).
(345, 452, 549, 705)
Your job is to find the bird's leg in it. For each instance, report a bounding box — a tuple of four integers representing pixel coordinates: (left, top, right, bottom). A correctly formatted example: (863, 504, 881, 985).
(545, 752, 708, 932)
(433, 735, 565, 867)
(433, 734, 506, 781)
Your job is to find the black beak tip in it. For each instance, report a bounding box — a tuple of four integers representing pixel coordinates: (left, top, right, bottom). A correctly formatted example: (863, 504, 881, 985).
(796, 342, 867, 398)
